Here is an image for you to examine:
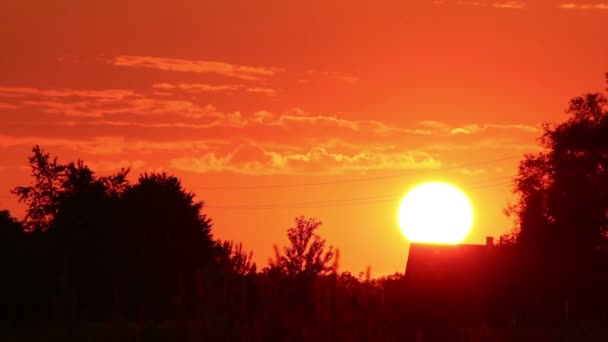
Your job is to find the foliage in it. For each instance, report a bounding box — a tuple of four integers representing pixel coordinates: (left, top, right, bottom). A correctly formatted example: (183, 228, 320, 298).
(11, 146, 129, 232)
(11, 146, 66, 232)
(217, 240, 257, 276)
(279, 216, 335, 279)
(506, 76, 608, 258)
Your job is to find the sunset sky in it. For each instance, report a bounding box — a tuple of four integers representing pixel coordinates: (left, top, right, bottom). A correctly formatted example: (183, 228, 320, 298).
(1, 0, 607, 276)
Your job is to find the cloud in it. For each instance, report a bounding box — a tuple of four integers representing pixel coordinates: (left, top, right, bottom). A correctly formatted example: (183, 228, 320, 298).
(0, 87, 137, 99)
(492, 1, 525, 8)
(253, 109, 431, 135)
(152, 82, 241, 92)
(417, 120, 539, 135)
(0, 83, 541, 177)
(150, 82, 278, 96)
(111, 55, 284, 81)
(449, 123, 539, 135)
(171, 144, 441, 175)
(246, 87, 278, 96)
(60, 119, 243, 130)
(0, 134, 225, 156)
(418, 120, 450, 129)
(0, 86, 247, 124)
(0, 86, 536, 140)
(559, 2, 608, 9)
(437, 0, 526, 8)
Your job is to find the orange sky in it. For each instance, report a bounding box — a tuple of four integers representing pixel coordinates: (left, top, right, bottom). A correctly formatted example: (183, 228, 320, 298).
(0, 0, 607, 276)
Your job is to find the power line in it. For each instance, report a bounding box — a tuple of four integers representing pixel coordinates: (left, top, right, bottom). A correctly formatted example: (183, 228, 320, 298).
(0, 156, 520, 207)
(190, 155, 522, 190)
(207, 177, 512, 210)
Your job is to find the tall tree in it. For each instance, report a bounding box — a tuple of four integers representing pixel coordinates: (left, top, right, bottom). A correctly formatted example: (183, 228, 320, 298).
(11, 147, 130, 320)
(507, 75, 608, 257)
(280, 216, 334, 279)
(506, 74, 608, 311)
(12, 146, 129, 233)
(217, 240, 257, 276)
(52, 161, 129, 320)
(118, 172, 215, 320)
(12, 146, 65, 232)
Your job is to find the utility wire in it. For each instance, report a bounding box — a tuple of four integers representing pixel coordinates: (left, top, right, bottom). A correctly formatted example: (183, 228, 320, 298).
(0, 156, 520, 207)
(207, 177, 512, 210)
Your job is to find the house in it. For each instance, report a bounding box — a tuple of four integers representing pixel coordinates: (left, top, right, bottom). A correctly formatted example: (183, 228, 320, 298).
(403, 237, 515, 322)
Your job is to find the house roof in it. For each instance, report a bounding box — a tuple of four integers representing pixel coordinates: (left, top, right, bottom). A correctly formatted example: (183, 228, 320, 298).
(405, 242, 492, 290)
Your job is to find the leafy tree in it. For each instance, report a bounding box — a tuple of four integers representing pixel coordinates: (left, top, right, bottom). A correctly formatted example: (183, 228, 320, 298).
(218, 240, 257, 276)
(12, 146, 66, 232)
(10, 147, 134, 320)
(507, 74, 608, 258)
(280, 216, 334, 279)
(52, 162, 129, 320)
(505, 74, 608, 312)
(118, 172, 215, 319)
(12, 146, 129, 233)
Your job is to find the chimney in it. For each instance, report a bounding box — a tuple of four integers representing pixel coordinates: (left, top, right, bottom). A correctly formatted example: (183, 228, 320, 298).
(486, 236, 494, 248)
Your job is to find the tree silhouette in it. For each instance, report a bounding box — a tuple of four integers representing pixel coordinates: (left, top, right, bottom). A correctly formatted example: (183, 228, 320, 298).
(507, 74, 608, 256)
(218, 240, 257, 276)
(51, 161, 129, 320)
(280, 216, 334, 279)
(11, 146, 129, 233)
(12, 146, 66, 232)
(505, 74, 608, 316)
(118, 172, 215, 320)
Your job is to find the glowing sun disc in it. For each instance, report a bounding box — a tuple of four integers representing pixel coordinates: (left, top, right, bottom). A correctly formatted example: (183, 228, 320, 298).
(398, 182, 473, 244)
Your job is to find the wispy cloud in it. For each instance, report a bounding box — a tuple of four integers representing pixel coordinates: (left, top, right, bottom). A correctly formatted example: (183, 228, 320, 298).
(246, 87, 278, 96)
(171, 144, 441, 176)
(492, 1, 526, 8)
(0, 83, 541, 179)
(152, 82, 241, 92)
(559, 2, 608, 9)
(0, 86, 247, 123)
(252, 109, 431, 135)
(449, 123, 539, 135)
(50, 107, 430, 136)
(0, 87, 137, 100)
(0, 134, 226, 156)
(111, 55, 284, 81)
(417, 120, 538, 135)
(150, 82, 278, 96)
(436, 0, 526, 8)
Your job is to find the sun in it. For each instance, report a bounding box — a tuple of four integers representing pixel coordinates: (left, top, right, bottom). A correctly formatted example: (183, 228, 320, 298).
(397, 182, 473, 244)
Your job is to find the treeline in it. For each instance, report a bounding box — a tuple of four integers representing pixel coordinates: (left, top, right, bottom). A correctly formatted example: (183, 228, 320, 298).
(0, 147, 416, 340)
